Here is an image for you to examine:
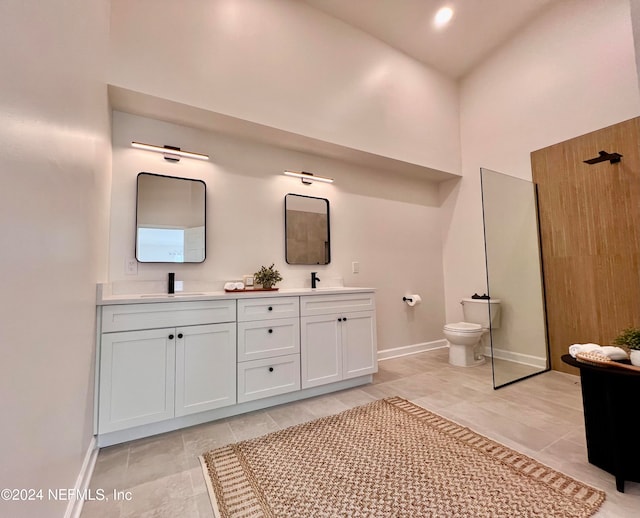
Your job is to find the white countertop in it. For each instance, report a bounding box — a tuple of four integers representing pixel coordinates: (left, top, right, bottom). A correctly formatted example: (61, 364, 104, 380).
(96, 285, 376, 306)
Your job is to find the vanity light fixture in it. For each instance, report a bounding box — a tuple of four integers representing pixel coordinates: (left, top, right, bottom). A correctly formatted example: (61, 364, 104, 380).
(131, 141, 210, 162)
(283, 170, 334, 185)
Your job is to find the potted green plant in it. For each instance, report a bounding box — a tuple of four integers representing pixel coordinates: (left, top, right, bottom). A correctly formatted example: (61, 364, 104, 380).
(612, 327, 640, 366)
(253, 263, 283, 290)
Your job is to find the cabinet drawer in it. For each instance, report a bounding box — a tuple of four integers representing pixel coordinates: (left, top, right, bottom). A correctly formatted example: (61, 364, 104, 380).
(238, 318, 300, 362)
(237, 354, 301, 403)
(237, 296, 299, 321)
(102, 300, 236, 333)
(300, 293, 375, 316)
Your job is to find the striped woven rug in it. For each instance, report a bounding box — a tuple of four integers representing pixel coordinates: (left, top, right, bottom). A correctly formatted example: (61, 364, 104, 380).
(200, 397, 604, 517)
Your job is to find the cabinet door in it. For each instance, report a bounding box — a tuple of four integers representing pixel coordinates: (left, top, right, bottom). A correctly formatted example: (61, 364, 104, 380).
(342, 311, 378, 379)
(175, 323, 236, 417)
(99, 329, 175, 433)
(300, 315, 342, 389)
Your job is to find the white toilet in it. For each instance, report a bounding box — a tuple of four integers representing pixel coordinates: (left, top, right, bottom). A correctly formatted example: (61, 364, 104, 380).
(444, 297, 501, 367)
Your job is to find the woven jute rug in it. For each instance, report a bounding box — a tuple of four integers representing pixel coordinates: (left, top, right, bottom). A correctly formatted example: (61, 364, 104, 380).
(200, 397, 605, 517)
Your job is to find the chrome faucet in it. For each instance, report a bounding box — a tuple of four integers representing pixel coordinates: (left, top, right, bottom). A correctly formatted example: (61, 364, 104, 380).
(311, 272, 320, 289)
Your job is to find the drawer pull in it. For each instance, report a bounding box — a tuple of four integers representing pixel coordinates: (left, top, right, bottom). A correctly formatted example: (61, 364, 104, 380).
(168, 334, 174, 340)
(268, 329, 273, 333)
(177, 333, 183, 339)
(268, 306, 273, 311)
(269, 367, 274, 372)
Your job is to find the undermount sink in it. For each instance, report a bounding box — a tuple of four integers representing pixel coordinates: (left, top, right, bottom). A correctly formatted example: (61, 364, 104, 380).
(299, 287, 349, 292)
(139, 293, 206, 298)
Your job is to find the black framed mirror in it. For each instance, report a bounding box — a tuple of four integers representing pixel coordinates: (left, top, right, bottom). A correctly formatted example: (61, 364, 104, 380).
(285, 193, 330, 265)
(136, 172, 206, 263)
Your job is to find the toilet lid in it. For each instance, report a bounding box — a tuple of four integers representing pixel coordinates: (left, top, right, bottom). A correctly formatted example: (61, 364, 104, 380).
(444, 322, 482, 333)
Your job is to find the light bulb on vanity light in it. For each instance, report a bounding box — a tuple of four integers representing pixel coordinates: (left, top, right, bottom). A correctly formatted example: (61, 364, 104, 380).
(131, 141, 210, 161)
(283, 170, 334, 184)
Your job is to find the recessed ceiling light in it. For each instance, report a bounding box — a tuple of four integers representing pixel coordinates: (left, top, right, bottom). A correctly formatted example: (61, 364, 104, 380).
(434, 6, 454, 27)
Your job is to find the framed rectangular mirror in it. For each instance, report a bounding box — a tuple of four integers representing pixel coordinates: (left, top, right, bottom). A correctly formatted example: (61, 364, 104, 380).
(136, 172, 206, 263)
(285, 193, 330, 265)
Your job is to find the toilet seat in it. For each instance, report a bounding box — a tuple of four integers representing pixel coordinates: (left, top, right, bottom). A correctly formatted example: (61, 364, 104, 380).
(444, 322, 482, 333)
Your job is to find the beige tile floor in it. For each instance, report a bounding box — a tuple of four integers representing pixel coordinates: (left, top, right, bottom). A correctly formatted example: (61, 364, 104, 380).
(81, 349, 640, 517)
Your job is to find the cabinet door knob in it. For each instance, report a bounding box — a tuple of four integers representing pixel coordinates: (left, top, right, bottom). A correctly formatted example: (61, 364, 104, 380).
(268, 306, 273, 311)
(177, 333, 183, 339)
(268, 329, 273, 333)
(343, 317, 348, 321)
(269, 367, 274, 372)
(338, 318, 342, 322)
(168, 334, 174, 340)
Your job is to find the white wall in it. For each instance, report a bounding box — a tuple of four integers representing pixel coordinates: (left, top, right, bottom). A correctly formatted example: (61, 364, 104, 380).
(631, 0, 640, 91)
(443, 0, 640, 324)
(0, 2, 111, 517)
(108, 0, 460, 175)
(110, 111, 446, 351)
(110, 0, 640, 360)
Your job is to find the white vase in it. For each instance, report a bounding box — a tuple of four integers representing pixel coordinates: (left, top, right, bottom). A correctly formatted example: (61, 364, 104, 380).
(630, 350, 640, 366)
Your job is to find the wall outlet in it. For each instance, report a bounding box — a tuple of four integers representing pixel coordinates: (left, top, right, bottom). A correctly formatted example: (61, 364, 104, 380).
(352, 261, 360, 274)
(125, 258, 138, 275)
(174, 280, 184, 292)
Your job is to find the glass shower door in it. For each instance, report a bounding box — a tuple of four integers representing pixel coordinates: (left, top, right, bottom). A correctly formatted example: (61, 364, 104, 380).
(480, 168, 549, 388)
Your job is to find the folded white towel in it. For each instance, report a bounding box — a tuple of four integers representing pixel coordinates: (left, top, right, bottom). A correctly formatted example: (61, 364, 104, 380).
(568, 343, 628, 360)
(224, 282, 236, 290)
(599, 346, 629, 361)
(568, 343, 601, 357)
(235, 282, 245, 290)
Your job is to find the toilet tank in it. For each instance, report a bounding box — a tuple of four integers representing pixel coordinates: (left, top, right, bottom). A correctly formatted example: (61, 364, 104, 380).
(461, 298, 501, 329)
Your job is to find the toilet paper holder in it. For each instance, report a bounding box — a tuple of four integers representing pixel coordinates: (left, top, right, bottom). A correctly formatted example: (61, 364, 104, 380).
(403, 294, 422, 307)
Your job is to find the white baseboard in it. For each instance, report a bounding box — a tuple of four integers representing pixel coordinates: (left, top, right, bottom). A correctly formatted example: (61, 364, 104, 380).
(483, 345, 547, 369)
(378, 339, 447, 361)
(376, 340, 546, 370)
(65, 436, 99, 518)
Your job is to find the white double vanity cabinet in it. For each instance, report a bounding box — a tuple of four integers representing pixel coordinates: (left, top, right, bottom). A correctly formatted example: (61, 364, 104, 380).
(95, 287, 377, 446)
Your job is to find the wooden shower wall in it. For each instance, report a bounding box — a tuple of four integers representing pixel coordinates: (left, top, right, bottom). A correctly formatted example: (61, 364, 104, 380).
(531, 117, 640, 374)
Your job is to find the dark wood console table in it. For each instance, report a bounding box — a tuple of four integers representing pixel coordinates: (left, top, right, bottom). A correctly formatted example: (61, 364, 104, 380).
(562, 354, 640, 492)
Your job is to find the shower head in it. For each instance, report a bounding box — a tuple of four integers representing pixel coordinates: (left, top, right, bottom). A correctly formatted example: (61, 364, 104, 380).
(583, 150, 622, 165)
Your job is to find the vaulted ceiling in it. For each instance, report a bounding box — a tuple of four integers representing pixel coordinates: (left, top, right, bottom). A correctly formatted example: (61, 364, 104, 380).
(301, 0, 557, 78)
